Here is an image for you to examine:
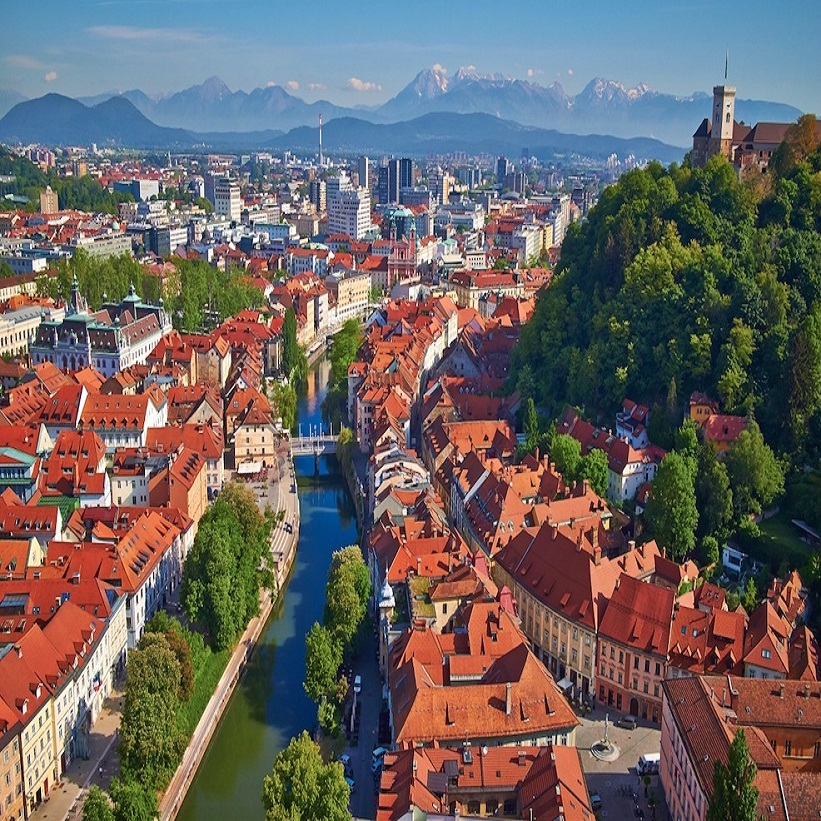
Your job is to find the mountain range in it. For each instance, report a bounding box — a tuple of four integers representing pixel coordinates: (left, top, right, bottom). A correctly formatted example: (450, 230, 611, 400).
(0, 68, 803, 158)
(47, 68, 805, 147)
(0, 94, 683, 163)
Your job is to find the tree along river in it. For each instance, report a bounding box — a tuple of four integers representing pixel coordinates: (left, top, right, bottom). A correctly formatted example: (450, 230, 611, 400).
(177, 358, 358, 820)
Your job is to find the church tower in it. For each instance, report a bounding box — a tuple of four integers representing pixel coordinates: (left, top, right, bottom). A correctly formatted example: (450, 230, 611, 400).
(708, 84, 736, 161)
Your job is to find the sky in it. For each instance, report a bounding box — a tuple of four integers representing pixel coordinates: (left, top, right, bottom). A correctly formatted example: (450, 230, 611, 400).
(3, 0, 820, 113)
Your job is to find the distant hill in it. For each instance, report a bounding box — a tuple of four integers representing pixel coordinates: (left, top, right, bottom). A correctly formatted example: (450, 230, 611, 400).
(266, 112, 683, 164)
(0, 89, 27, 119)
(0, 94, 195, 147)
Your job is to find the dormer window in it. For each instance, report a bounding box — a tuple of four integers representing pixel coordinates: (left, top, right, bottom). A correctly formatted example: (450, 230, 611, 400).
(762, 649, 771, 659)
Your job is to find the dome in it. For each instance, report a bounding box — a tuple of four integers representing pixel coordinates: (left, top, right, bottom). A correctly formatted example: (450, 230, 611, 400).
(379, 577, 395, 610)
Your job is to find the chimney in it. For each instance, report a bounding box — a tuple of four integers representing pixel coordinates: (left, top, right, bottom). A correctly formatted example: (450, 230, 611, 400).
(55, 596, 61, 611)
(534, 447, 539, 462)
(505, 681, 512, 716)
(582, 478, 590, 495)
(722, 688, 727, 707)
(779, 683, 785, 699)
(805, 682, 811, 699)
(14, 644, 21, 658)
(628, 539, 636, 551)
(576, 529, 583, 553)
(593, 534, 602, 567)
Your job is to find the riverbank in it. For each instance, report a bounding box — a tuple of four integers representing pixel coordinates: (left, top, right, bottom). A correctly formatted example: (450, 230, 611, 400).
(159, 447, 300, 821)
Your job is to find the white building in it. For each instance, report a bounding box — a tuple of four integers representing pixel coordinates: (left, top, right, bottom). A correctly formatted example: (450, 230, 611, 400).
(214, 180, 242, 222)
(327, 185, 371, 240)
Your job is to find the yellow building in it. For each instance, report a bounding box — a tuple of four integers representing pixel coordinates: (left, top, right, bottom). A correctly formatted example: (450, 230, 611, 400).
(0, 699, 24, 821)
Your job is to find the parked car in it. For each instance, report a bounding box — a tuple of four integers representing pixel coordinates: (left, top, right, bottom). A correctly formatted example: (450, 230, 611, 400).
(616, 715, 637, 730)
(590, 793, 602, 810)
(371, 746, 389, 773)
(353, 674, 362, 695)
(345, 775, 355, 793)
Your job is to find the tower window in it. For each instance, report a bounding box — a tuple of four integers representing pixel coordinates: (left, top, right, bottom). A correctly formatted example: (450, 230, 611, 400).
(726, 112, 731, 123)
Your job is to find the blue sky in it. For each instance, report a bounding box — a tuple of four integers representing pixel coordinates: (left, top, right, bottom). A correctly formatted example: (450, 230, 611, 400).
(3, 0, 819, 112)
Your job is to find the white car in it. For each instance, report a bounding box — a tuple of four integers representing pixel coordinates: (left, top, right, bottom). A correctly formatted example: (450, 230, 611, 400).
(353, 674, 362, 694)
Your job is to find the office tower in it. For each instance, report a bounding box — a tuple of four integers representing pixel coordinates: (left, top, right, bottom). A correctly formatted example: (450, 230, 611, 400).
(357, 156, 370, 190)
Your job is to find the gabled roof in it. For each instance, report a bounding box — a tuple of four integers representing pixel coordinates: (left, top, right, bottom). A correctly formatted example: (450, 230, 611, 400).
(598, 574, 674, 655)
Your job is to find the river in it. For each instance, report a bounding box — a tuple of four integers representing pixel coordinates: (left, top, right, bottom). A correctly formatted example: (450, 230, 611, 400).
(177, 357, 358, 820)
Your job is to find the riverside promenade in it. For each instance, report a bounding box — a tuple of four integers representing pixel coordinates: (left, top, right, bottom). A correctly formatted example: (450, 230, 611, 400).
(159, 445, 299, 821)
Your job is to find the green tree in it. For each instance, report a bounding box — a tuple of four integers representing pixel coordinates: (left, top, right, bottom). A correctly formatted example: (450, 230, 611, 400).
(82, 786, 115, 821)
(700, 535, 720, 571)
(523, 397, 540, 451)
(695, 442, 734, 542)
(724, 421, 784, 520)
(304, 622, 342, 702)
(182, 483, 274, 650)
(706, 728, 759, 821)
(742, 577, 758, 611)
(644, 451, 698, 562)
(261, 731, 350, 821)
(119, 635, 183, 788)
(109, 778, 159, 821)
(282, 307, 307, 385)
(550, 434, 582, 483)
(580, 448, 609, 497)
(270, 379, 297, 432)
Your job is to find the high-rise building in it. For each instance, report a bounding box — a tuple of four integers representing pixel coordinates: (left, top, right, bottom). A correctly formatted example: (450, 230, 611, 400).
(214, 179, 242, 222)
(378, 160, 399, 205)
(497, 156, 510, 184)
(39, 186, 58, 215)
(309, 179, 327, 214)
(357, 156, 370, 190)
(399, 158, 414, 191)
(327, 184, 371, 240)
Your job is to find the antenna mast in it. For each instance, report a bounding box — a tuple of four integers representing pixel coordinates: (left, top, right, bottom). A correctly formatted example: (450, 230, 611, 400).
(318, 113, 323, 167)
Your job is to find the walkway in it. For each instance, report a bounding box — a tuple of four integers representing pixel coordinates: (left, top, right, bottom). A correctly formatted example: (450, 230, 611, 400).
(29, 687, 124, 821)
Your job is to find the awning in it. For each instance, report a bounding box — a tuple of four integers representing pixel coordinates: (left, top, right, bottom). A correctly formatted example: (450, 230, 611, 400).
(237, 461, 262, 475)
(556, 677, 573, 692)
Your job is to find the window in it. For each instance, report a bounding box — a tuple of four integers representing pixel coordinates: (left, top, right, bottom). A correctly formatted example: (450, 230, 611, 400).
(584, 655, 590, 669)
(619, 650, 624, 663)
(573, 627, 578, 640)
(785, 740, 792, 756)
(618, 672, 623, 684)
(610, 647, 615, 660)
(503, 798, 516, 815)
(644, 659, 650, 673)
(762, 649, 771, 659)
(634, 657, 639, 670)
(643, 681, 649, 693)
(654, 684, 660, 697)
(571, 649, 578, 664)
(585, 634, 591, 646)
(442, 603, 447, 614)
(486, 800, 498, 814)
(633, 678, 638, 690)
(814, 742, 820, 758)
(655, 662, 661, 676)
(467, 801, 480, 814)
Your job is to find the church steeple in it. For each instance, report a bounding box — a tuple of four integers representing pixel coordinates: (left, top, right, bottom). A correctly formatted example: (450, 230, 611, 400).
(68, 271, 87, 316)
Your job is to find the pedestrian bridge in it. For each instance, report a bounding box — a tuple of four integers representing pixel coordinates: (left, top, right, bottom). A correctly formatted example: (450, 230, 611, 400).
(290, 424, 339, 456)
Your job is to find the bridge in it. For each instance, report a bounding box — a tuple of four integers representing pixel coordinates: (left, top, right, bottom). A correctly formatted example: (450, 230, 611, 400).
(290, 424, 339, 456)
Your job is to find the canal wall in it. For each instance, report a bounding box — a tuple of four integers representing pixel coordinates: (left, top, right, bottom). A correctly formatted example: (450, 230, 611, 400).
(159, 451, 300, 821)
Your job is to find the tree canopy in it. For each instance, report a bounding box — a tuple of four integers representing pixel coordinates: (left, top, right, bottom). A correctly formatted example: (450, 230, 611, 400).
(706, 728, 759, 821)
(261, 731, 350, 821)
(181, 482, 274, 650)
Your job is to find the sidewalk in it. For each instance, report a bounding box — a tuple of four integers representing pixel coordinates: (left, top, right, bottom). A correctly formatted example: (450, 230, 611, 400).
(30, 687, 124, 821)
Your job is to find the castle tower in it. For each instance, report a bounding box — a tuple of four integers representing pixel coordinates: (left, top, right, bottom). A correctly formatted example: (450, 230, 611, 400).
(709, 84, 736, 161)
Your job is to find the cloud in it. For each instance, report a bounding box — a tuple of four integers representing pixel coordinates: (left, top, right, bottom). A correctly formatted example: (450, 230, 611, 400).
(567, 68, 574, 75)
(88, 25, 208, 44)
(44, 71, 58, 82)
(6, 54, 46, 70)
(347, 77, 382, 92)
(431, 63, 447, 74)
(266, 80, 278, 87)
(287, 80, 299, 90)
(308, 82, 327, 91)
(527, 68, 534, 78)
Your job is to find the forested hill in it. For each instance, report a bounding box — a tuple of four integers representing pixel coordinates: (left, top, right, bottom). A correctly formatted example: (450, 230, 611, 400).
(512, 122, 821, 460)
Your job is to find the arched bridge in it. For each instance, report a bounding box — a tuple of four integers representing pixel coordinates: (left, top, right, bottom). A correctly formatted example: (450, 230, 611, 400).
(290, 424, 339, 456)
